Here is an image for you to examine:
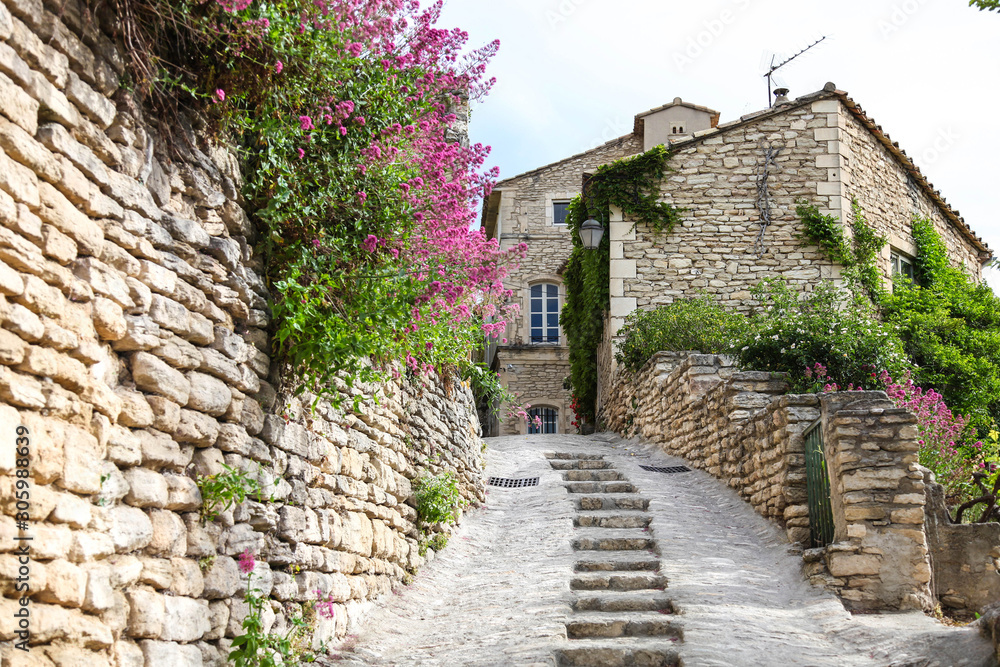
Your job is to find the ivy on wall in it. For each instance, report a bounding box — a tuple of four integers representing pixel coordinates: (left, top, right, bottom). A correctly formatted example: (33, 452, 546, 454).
(883, 217, 1000, 432)
(562, 146, 680, 425)
(796, 199, 887, 302)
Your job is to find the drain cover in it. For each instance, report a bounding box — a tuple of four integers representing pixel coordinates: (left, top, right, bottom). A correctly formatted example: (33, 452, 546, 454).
(488, 476, 540, 488)
(639, 465, 691, 474)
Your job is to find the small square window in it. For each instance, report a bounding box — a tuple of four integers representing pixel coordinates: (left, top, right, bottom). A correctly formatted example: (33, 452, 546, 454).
(552, 201, 570, 225)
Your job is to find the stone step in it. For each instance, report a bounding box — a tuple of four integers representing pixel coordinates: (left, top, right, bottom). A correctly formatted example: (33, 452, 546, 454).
(549, 459, 614, 470)
(576, 496, 649, 511)
(566, 613, 682, 640)
(570, 573, 668, 591)
(547, 453, 606, 460)
(572, 593, 675, 613)
(574, 553, 660, 572)
(555, 643, 680, 667)
(565, 470, 626, 482)
(574, 513, 652, 529)
(566, 481, 637, 494)
(573, 528, 656, 552)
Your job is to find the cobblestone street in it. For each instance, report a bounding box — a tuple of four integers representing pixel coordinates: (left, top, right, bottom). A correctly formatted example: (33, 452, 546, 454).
(324, 434, 995, 667)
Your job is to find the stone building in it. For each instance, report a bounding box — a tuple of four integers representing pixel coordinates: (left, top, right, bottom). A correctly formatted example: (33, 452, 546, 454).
(481, 99, 720, 435)
(482, 86, 992, 435)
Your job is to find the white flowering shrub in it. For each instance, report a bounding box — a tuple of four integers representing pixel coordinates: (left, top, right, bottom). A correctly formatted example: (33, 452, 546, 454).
(736, 279, 909, 391)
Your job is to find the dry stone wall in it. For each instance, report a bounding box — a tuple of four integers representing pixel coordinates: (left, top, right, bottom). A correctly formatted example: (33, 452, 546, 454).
(0, 1, 485, 664)
(802, 392, 933, 611)
(600, 353, 815, 543)
(601, 353, 940, 612)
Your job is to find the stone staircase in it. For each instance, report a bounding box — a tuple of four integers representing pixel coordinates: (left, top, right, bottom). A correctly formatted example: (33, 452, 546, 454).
(548, 453, 682, 667)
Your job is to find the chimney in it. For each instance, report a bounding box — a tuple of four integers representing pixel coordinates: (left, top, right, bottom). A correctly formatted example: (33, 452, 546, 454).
(773, 87, 790, 106)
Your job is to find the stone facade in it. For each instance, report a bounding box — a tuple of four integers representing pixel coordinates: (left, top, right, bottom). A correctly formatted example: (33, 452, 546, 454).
(607, 87, 990, 344)
(0, 2, 485, 664)
(482, 134, 643, 436)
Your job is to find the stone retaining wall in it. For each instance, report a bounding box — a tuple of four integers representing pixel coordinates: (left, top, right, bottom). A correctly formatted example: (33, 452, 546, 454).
(0, 1, 485, 664)
(803, 392, 932, 611)
(601, 352, 813, 543)
(601, 352, 937, 611)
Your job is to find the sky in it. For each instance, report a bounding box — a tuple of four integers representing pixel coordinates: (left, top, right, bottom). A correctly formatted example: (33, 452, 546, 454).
(438, 0, 1000, 290)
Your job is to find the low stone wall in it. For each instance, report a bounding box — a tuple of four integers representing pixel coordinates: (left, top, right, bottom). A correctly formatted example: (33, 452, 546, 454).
(601, 353, 939, 611)
(924, 474, 1000, 613)
(601, 353, 815, 544)
(0, 1, 485, 663)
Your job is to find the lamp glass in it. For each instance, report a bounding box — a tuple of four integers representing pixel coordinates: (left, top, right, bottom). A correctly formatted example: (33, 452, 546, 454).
(580, 218, 604, 250)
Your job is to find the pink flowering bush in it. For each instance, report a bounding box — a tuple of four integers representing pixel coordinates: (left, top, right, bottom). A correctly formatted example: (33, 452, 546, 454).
(807, 362, 982, 506)
(878, 370, 981, 502)
(119, 0, 525, 406)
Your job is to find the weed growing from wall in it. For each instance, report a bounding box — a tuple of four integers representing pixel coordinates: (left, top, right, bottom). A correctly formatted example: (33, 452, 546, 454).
(414, 472, 463, 525)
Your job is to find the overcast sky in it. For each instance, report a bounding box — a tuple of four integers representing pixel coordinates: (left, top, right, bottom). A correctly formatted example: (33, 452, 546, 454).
(439, 0, 1000, 289)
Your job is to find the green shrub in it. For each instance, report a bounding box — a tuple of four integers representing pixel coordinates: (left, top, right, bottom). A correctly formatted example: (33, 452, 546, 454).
(882, 217, 1000, 433)
(414, 473, 463, 525)
(614, 294, 747, 372)
(736, 279, 909, 391)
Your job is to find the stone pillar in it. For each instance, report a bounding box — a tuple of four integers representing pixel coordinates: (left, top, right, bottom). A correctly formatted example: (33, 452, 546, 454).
(819, 392, 933, 611)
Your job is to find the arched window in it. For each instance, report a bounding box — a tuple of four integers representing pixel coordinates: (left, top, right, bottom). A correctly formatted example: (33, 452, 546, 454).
(527, 406, 559, 434)
(530, 283, 560, 344)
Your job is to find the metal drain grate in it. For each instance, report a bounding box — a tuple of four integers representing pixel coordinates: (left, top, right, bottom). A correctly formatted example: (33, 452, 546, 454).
(639, 465, 691, 474)
(488, 476, 540, 488)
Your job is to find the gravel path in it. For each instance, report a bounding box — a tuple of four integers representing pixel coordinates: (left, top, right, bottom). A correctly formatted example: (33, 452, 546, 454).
(322, 434, 995, 667)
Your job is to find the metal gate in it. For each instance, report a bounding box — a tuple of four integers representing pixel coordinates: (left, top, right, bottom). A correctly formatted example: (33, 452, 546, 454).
(803, 419, 835, 547)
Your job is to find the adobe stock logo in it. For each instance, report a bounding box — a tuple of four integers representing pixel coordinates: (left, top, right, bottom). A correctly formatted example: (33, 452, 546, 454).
(673, 0, 753, 73)
(876, 0, 930, 38)
(544, 0, 590, 29)
(911, 127, 960, 172)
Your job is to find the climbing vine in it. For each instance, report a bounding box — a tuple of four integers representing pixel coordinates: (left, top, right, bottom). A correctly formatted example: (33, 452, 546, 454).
(562, 146, 681, 426)
(796, 199, 887, 302)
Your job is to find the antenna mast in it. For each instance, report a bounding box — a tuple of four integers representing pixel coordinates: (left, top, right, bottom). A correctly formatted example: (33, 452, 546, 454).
(765, 36, 827, 106)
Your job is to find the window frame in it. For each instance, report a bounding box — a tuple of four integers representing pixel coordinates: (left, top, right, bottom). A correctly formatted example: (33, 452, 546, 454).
(552, 200, 571, 226)
(528, 281, 561, 345)
(527, 406, 559, 434)
(890, 249, 916, 283)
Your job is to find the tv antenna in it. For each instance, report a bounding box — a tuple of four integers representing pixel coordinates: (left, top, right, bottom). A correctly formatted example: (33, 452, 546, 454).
(764, 35, 827, 107)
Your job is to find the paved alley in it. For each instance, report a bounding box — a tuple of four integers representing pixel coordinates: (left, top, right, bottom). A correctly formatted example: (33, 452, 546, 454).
(323, 434, 995, 667)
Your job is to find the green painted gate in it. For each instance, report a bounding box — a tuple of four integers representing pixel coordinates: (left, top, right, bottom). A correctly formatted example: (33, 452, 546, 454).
(803, 419, 835, 548)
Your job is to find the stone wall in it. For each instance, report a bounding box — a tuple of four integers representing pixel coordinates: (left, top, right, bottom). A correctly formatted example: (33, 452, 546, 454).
(0, 1, 485, 664)
(601, 353, 939, 611)
(601, 353, 815, 543)
(924, 474, 1000, 614)
(839, 103, 984, 281)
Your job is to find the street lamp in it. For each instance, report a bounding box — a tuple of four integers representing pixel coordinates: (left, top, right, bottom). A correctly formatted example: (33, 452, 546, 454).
(579, 217, 604, 250)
